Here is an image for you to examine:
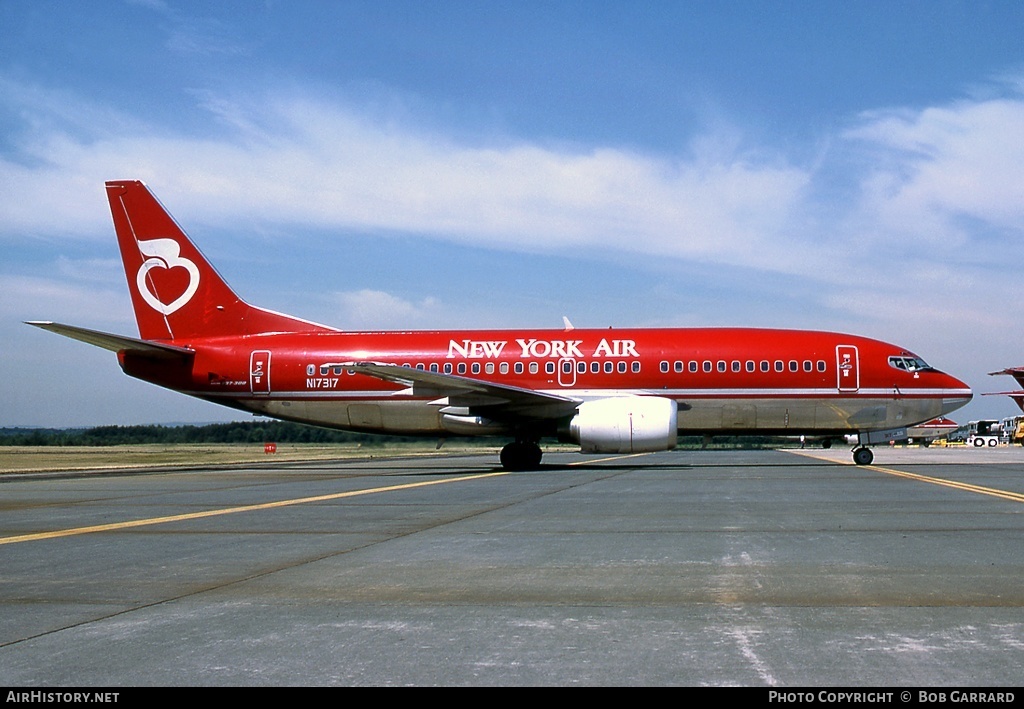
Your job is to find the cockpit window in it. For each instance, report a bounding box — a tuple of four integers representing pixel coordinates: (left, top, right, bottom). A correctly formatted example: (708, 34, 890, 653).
(888, 355, 932, 372)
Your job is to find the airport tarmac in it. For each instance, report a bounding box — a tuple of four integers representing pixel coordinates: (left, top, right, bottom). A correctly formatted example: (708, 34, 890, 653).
(1, 446, 1023, 687)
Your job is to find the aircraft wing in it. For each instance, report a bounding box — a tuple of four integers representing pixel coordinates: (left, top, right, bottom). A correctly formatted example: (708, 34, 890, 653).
(343, 361, 580, 419)
(25, 321, 194, 359)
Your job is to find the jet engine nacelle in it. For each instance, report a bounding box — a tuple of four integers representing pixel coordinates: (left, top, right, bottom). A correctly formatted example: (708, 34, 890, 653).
(568, 396, 678, 453)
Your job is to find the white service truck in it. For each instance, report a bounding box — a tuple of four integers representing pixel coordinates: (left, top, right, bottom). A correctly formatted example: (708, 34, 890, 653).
(966, 420, 1002, 447)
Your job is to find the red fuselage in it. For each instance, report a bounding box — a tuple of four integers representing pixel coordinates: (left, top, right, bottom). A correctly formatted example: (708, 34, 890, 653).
(119, 326, 971, 438)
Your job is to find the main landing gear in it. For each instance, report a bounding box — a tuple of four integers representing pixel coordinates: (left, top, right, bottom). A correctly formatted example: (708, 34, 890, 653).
(852, 447, 874, 466)
(500, 440, 543, 471)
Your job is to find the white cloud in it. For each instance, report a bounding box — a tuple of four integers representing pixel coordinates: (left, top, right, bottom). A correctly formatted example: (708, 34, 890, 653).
(0, 81, 810, 273)
(8, 76, 1018, 292)
(0, 273, 133, 326)
(2, 77, 1022, 307)
(331, 289, 443, 330)
(844, 94, 1024, 249)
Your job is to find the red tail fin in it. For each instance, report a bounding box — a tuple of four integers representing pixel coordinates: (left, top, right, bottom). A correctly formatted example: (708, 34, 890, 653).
(106, 181, 332, 341)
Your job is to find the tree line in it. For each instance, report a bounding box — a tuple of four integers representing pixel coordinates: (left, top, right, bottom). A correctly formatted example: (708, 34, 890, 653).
(1, 422, 794, 448)
(0, 421, 428, 447)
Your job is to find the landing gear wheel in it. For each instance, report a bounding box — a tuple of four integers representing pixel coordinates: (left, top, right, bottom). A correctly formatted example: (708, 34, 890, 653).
(853, 447, 874, 466)
(500, 441, 543, 471)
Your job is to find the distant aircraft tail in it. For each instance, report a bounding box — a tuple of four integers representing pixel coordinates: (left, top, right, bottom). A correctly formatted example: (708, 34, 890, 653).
(105, 180, 332, 342)
(986, 367, 1024, 413)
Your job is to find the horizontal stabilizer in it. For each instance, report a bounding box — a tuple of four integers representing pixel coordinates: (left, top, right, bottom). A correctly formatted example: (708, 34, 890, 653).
(989, 367, 1024, 388)
(25, 321, 194, 359)
(986, 368, 1024, 412)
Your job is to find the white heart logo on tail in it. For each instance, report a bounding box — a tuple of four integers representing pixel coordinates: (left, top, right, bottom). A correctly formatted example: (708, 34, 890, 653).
(135, 238, 201, 315)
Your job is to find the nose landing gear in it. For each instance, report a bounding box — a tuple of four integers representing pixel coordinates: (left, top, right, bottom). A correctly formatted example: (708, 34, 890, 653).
(852, 447, 874, 466)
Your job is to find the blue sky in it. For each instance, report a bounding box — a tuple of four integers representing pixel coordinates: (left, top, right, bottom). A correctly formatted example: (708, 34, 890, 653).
(2, 0, 1024, 427)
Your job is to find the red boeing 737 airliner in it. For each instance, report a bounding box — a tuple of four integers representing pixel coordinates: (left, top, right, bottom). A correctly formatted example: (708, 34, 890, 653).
(28, 180, 972, 469)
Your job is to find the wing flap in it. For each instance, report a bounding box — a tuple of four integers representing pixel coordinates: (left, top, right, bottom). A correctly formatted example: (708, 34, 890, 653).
(343, 361, 580, 419)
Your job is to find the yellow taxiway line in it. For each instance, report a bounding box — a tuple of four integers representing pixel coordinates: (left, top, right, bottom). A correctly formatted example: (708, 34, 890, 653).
(0, 471, 507, 547)
(792, 450, 1024, 504)
(865, 464, 1024, 503)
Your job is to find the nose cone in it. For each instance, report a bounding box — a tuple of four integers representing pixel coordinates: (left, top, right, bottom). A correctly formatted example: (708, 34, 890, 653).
(939, 372, 973, 416)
